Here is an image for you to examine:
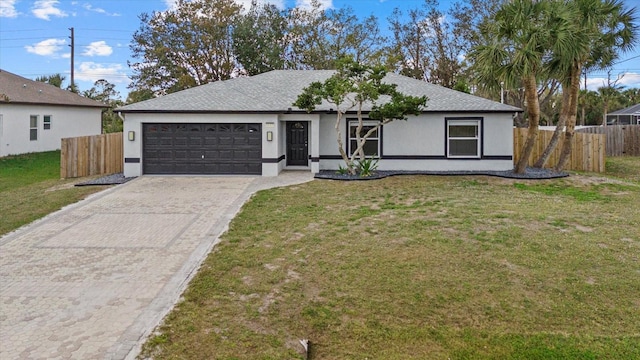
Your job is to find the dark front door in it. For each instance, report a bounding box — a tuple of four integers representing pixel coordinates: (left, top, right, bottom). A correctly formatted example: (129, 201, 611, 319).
(286, 121, 308, 166)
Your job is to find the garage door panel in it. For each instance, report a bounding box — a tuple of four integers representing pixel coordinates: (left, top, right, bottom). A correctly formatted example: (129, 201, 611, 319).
(173, 150, 189, 161)
(248, 138, 261, 146)
(218, 136, 233, 145)
(173, 137, 188, 146)
(247, 149, 262, 159)
(143, 123, 262, 175)
(188, 137, 204, 146)
(203, 136, 218, 146)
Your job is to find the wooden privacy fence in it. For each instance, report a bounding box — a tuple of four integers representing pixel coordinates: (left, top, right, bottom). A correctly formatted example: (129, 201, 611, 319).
(61, 132, 123, 178)
(576, 125, 640, 156)
(513, 128, 606, 173)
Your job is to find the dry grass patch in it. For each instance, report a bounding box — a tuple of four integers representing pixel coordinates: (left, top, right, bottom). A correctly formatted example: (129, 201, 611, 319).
(141, 165, 640, 359)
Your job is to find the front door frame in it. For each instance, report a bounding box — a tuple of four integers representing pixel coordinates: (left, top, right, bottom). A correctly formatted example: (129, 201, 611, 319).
(286, 121, 309, 167)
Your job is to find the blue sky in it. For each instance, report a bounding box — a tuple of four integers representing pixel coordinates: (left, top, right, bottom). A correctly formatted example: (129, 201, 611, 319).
(1, 0, 639, 99)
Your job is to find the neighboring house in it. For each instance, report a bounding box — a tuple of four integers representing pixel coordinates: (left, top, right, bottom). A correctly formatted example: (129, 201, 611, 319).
(0, 70, 104, 157)
(116, 70, 521, 177)
(606, 103, 640, 125)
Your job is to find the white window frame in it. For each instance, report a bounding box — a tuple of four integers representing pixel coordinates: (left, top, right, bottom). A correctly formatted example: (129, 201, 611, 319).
(447, 119, 481, 158)
(44, 115, 52, 130)
(348, 120, 380, 158)
(30, 115, 38, 141)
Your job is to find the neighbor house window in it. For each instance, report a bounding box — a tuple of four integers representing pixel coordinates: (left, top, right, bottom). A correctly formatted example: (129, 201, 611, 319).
(44, 115, 51, 130)
(348, 120, 380, 157)
(30, 115, 38, 141)
(447, 119, 480, 158)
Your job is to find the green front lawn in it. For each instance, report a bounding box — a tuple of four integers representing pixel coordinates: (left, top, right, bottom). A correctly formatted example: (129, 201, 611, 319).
(0, 151, 106, 236)
(605, 156, 640, 184)
(140, 157, 640, 359)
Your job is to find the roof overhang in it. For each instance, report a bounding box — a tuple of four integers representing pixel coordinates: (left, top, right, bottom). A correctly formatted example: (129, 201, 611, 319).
(1, 101, 106, 109)
(117, 108, 523, 115)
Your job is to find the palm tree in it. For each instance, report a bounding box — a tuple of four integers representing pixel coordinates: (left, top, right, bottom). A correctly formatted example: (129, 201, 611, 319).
(621, 88, 640, 106)
(472, 0, 572, 173)
(554, 0, 637, 171)
(34, 73, 66, 88)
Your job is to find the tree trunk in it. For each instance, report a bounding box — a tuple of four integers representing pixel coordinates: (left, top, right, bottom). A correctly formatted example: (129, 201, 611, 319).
(533, 90, 569, 168)
(514, 74, 541, 174)
(555, 63, 581, 171)
(355, 104, 365, 161)
(334, 111, 354, 174)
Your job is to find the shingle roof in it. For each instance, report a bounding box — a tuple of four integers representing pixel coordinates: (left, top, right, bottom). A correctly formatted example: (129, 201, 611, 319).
(608, 103, 640, 115)
(0, 70, 105, 108)
(117, 70, 522, 113)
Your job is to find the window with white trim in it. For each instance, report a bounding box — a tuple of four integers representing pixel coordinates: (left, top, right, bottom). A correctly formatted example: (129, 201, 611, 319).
(447, 119, 480, 158)
(44, 115, 52, 130)
(30, 115, 38, 141)
(348, 120, 380, 157)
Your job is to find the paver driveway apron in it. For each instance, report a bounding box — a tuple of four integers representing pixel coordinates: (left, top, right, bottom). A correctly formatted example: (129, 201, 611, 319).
(0, 173, 313, 360)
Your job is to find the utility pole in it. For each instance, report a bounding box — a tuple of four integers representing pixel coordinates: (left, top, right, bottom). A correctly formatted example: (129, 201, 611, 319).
(69, 27, 74, 91)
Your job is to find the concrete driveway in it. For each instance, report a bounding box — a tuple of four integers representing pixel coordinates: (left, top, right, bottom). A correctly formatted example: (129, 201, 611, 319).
(0, 172, 313, 360)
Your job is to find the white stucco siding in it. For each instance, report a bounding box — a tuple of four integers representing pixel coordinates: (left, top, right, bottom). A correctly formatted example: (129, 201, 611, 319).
(482, 113, 513, 156)
(321, 159, 513, 171)
(318, 112, 514, 172)
(122, 112, 281, 177)
(318, 114, 340, 156)
(382, 114, 444, 156)
(0, 104, 101, 157)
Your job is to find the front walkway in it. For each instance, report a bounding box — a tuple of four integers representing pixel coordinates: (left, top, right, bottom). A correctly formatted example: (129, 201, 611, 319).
(0, 172, 313, 360)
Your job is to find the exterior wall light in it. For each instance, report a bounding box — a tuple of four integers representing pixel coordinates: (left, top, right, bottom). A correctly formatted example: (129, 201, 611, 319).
(267, 131, 273, 141)
(128, 131, 135, 141)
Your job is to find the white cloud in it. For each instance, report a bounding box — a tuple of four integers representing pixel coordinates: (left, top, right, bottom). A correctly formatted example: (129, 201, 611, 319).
(234, 0, 285, 10)
(82, 3, 120, 16)
(295, 0, 332, 10)
(25, 38, 67, 57)
(0, 0, 19, 17)
(163, 0, 285, 12)
(164, 0, 178, 9)
(82, 41, 113, 57)
(32, 0, 67, 20)
(76, 62, 128, 84)
(584, 72, 640, 91)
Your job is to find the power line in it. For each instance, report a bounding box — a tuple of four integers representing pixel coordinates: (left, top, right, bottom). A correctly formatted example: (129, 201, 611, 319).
(1, 37, 129, 41)
(614, 54, 640, 65)
(0, 36, 68, 41)
(0, 29, 46, 33)
(75, 28, 137, 33)
(1, 44, 129, 48)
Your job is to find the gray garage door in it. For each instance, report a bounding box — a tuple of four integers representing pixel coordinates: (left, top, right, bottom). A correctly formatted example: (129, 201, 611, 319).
(143, 123, 262, 175)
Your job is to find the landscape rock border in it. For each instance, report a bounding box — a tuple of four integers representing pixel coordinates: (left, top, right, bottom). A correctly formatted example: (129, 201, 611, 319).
(75, 173, 135, 186)
(315, 167, 569, 181)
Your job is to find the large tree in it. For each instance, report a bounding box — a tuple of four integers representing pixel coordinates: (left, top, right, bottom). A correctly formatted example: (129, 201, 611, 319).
(472, 0, 571, 173)
(232, 2, 288, 75)
(83, 79, 124, 133)
(554, 0, 637, 171)
(293, 58, 427, 175)
(287, 2, 386, 70)
(386, 7, 430, 80)
(129, 0, 242, 94)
